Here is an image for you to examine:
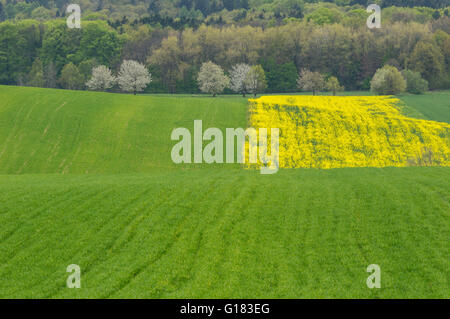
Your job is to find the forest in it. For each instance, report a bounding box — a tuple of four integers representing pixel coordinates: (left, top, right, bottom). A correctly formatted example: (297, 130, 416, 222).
(1, 1, 448, 21)
(0, 0, 449, 93)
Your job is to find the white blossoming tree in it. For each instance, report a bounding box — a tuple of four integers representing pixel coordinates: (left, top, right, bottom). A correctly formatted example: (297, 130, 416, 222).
(230, 63, 251, 97)
(197, 61, 229, 97)
(296, 69, 325, 95)
(117, 60, 152, 95)
(244, 65, 267, 98)
(86, 65, 116, 91)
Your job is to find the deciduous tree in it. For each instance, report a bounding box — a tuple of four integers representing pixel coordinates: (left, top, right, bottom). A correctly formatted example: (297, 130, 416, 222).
(117, 60, 152, 94)
(370, 65, 406, 95)
(245, 65, 267, 98)
(148, 35, 188, 93)
(402, 69, 428, 94)
(229, 63, 251, 97)
(45, 62, 57, 88)
(197, 61, 229, 97)
(297, 69, 325, 95)
(59, 62, 84, 90)
(27, 57, 44, 87)
(86, 65, 116, 91)
(410, 40, 445, 89)
(326, 76, 344, 96)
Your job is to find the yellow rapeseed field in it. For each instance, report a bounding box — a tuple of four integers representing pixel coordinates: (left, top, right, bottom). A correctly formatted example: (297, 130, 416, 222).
(247, 96, 450, 169)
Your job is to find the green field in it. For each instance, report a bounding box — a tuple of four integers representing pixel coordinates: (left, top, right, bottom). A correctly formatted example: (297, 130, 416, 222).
(0, 86, 449, 298)
(0, 86, 247, 174)
(399, 92, 450, 123)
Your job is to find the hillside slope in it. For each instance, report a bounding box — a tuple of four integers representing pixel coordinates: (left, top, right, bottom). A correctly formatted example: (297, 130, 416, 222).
(248, 95, 450, 169)
(0, 168, 449, 298)
(0, 86, 448, 298)
(400, 92, 450, 124)
(0, 86, 247, 174)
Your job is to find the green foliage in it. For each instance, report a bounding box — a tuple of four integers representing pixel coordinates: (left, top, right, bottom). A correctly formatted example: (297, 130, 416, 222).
(410, 40, 446, 89)
(78, 21, 123, 66)
(370, 65, 406, 95)
(40, 20, 122, 75)
(58, 62, 84, 90)
(382, 6, 435, 24)
(78, 58, 99, 81)
(0, 20, 41, 84)
(402, 69, 428, 94)
(30, 6, 53, 21)
(245, 64, 267, 97)
(44, 61, 57, 88)
(342, 8, 367, 28)
(0, 0, 447, 23)
(262, 58, 298, 93)
(27, 57, 44, 87)
(272, 0, 305, 19)
(176, 65, 200, 94)
(326, 76, 344, 95)
(0, 2, 449, 92)
(40, 20, 83, 72)
(147, 35, 188, 93)
(306, 6, 342, 25)
(2, 0, 39, 20)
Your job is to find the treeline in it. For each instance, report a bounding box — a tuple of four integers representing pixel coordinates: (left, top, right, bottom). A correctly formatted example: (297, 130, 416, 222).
(353, 1, 449, 9)
(1, 0, 449, 24)
(1, 16, 449, 93)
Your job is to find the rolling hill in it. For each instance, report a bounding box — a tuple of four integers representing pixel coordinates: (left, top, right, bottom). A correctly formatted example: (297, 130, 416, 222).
(0, 85, 448, 298)
(0, 86, 247, 174)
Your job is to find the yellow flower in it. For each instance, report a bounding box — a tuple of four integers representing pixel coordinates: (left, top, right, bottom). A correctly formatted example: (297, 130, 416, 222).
(246, 96, 450, 169)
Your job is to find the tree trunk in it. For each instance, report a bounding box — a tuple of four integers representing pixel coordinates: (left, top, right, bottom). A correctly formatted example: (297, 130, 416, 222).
(213, 93, 216, 97)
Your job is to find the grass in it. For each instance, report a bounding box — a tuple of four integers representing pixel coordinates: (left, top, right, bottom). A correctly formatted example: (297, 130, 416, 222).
(399, 91, 450, 123)
(0, 85, 448, 298)
(1, 168, 448, 298)
(0, 86, 247, 173)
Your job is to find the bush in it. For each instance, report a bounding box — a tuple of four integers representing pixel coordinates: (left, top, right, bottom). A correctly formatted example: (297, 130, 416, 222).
(402, 70, 428, 94)
(370, 65, 406, 95)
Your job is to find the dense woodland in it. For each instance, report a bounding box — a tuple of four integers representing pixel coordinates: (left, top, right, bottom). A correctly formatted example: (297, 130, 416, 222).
(1, 1, 448, 21)
(0, 0, 449, 93)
